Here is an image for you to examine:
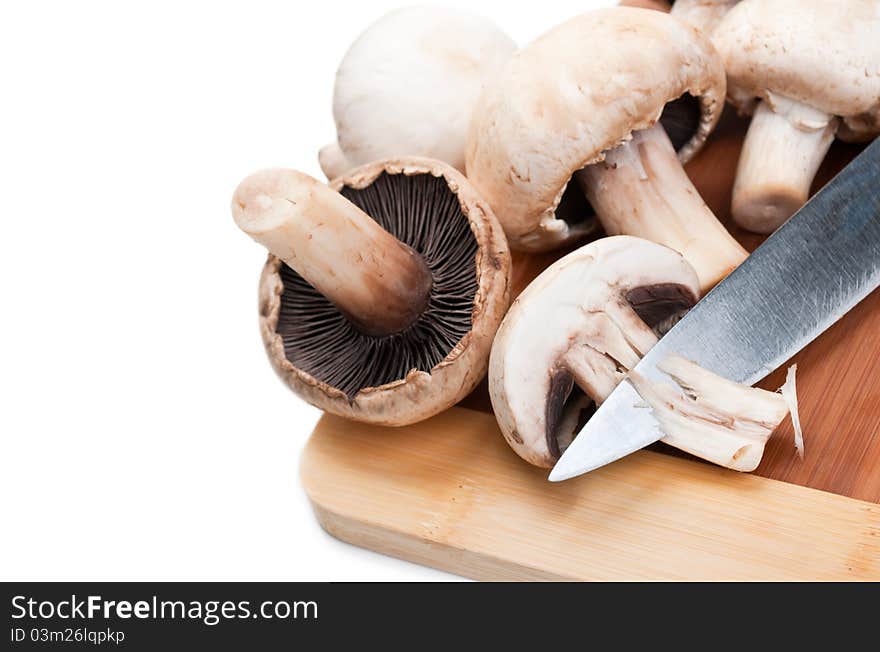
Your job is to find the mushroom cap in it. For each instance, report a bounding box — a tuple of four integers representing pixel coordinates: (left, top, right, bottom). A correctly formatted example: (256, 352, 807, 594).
(323, 7, 516, 178)
(465, 7, 726, 252)
(259, 158, 511, 426)
(489, 236, 699, 467)
(713, 0, 880, 141)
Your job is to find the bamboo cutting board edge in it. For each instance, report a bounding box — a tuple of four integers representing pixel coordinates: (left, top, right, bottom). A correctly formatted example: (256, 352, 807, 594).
(310, 500, 568, 582)
(301, 407, 880, 581)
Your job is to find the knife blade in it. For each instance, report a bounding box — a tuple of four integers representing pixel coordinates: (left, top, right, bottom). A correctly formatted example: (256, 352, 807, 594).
(549, 137, 880, 482)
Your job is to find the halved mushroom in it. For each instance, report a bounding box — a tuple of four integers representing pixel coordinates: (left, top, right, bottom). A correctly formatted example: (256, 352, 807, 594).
(713, 0, 880, 232)
(489, 236, 700, 467)
(669, 0, 739, 34)
(318, 7, 516, 180)
(489, 236, 790, 471)
(466, 7, 748, 294)
(232, 158, 511, 425)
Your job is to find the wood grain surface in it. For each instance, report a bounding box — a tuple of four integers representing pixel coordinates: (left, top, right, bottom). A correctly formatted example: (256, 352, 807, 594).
(302, 408, 880, 580)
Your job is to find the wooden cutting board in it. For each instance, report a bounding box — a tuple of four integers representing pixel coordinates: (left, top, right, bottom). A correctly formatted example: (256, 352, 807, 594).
(301, 111, 880, 580)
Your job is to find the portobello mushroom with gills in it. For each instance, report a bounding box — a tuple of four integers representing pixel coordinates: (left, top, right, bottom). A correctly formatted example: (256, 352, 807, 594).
(713, 0, 880, 233)
(232, 158, 510, 426)
(466, 7, 747, 294)
(318, 7, 516, 180)
(489, 236, 791, 471)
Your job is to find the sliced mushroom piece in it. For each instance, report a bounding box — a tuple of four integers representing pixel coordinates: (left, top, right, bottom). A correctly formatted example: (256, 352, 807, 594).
(466, 7, 747, 294)
(490, 236, 791, 471)
(489, 236, 700, 468)
(319, 7, 516, 180)
(670, 0, 739, 34)
(629, 355, 790, 472)
(233, 158, 511, 426)
(713, 0, 880, 233)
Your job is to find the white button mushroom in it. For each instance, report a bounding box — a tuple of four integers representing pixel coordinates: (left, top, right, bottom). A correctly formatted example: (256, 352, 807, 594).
(318, 7, 516, 180)
(466, 8, 748, 294)
(713, 0, 880, 233)
(489, 236, 791, 471)
(233, 158, 511, 426)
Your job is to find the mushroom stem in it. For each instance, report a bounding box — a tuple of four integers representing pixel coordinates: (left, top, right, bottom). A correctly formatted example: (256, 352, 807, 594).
(630, 355, 790, 472)
(574, 123, 748, 294)
(731, 96, 839, 234)
(318, 142, 350, 181)
(560, 304, 659, 407)
(232, 169, 432, 336)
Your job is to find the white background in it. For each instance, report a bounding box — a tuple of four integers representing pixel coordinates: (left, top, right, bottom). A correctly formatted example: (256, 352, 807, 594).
(1, 0, 613, 581)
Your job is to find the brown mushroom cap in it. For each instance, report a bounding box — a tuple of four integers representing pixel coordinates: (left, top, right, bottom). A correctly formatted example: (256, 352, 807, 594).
(465, 7, 726, 252)
(714, 0, 880, 142)
(258, 158, 511, 426)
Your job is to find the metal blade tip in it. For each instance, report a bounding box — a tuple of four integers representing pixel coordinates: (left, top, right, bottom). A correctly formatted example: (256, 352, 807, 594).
(548, 455, 602, 482)
(547, 466, 574, 483)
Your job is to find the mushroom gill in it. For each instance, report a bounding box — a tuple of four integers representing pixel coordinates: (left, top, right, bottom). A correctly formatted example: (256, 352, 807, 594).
(658, 93, 702, 153)
(276, 171, 479, 397)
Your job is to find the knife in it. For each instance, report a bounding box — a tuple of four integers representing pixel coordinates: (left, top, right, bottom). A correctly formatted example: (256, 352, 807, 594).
(549, 138, 880, 482)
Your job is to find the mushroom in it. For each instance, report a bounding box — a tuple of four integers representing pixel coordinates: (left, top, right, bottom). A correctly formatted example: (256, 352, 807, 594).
(489, 236, 790, 471)
(466, 8, 748, 294)
(669, 0, 739, 34)
(232, 158, 511, 425)
(318, 7, 516, 180)
(713, 0, 880, 233)
(489, 236, 700, 468)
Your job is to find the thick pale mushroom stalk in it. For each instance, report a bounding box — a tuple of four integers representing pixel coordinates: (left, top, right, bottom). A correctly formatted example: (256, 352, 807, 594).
(232, 169, 432, 336)
(732, 94, 839, 233)
(490, 236, 791, 471)
(630, 355, 788, 471)
(318, 143, 350, 181)
(575, 123, 748, 293)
